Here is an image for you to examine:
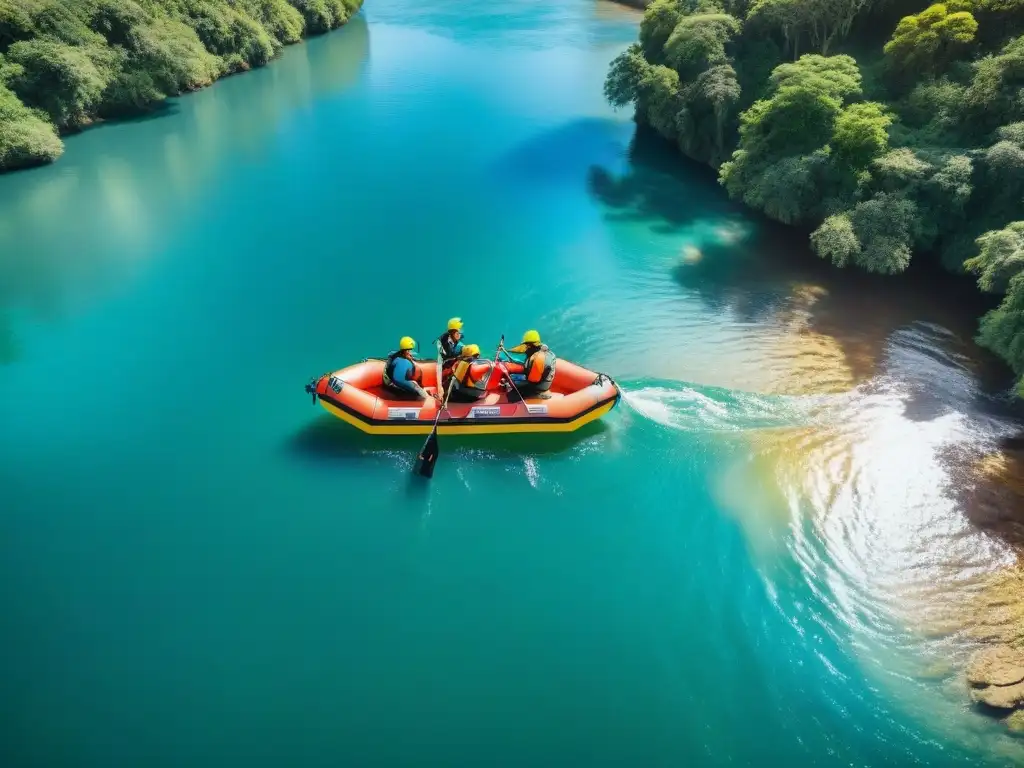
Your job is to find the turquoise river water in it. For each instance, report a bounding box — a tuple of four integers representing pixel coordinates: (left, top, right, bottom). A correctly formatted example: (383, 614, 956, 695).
(3, 2, 1024, 766)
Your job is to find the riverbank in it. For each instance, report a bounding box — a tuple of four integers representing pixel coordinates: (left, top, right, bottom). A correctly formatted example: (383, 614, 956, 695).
(0, 0, 364, 173)
(604, 0, 1024, 401)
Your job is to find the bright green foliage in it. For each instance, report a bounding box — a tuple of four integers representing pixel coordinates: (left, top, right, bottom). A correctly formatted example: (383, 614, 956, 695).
(811, 212, 860, 267)
(717, 54, 867, 225)
(605, 42, 649, 108)
(965, 221, 1024, 293)
(639, 0, 685, 61)
(831, 101, 892, 168)
(729, 151, 830, 223)
(641, 64, 682, 139)
(767, 54, 862, 101)
(0, 0, 363, 170)
(285, 0, 359, 36)
(812, 193, 918, 273)
(976, 273, 1024, 393)
(664, 14, 740, 79)
(848, 193, 919, 273)
(241, 0, 305, 45)
(965, 36, 1024, 135)
(884, 4, 978, 75)
(6, 38, 115, 128)
(742, 84, 843, 157)
(0, 79, 61, 169)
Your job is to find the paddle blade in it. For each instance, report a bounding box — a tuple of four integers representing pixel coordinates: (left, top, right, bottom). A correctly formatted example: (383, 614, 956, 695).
(414, 428, 440, 478)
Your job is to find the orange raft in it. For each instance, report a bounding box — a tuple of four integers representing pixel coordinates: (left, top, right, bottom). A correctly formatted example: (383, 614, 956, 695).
(304, 358, 620, 435)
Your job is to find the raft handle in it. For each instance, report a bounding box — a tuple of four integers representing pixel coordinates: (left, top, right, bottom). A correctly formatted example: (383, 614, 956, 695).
(304, 372, 335, 405)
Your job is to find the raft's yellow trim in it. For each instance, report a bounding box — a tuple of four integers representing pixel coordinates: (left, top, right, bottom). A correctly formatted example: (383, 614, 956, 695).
(318, 398, 617, 435)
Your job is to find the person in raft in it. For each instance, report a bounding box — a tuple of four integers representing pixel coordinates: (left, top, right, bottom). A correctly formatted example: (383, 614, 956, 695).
(383, 336, 441, 403)
(502, 329, 556, 398)
(450, 344, 497, 403)
(437, 317, 465, 366)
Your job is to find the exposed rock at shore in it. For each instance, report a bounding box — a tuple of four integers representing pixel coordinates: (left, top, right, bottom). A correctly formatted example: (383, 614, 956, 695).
(967, 645, 1024, 709)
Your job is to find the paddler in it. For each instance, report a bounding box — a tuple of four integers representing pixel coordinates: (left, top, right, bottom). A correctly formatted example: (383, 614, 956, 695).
(437, 317, 465, 365)
(501, 329, 556, 398)
(383, 336, 441, 402)
(449, 344, 496, 402)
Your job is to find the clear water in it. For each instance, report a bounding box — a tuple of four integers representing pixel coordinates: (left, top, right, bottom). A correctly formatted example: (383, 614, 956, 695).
(2, 2, 1023, 766)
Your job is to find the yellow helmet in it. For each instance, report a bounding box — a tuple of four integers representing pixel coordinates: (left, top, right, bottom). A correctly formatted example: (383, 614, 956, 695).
(461, 344, 480, 357)
(522, 329, 541, 344)
(399, 336, 416, 350)
(447, 317, 463, 331)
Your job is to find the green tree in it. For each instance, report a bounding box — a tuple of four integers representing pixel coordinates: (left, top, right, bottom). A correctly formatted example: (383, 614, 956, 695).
(0, 80, 62, 169)
(965, 221, 1024, 292)
(604, 42, 649, 108)
(767, 53, 862, 101)
(975, 273, 1024, 394)
(748, 0, 874, 57)
(832, 101, 892, 168)
(884, 3, 978, 75)
(641, 63, 682, 139)
(848, 193, 919, 273)
(691, 62, 741, 155)
(811, 212, 860, 267)
(664, 13, 740, 80)
(6, 38, 115, 128)
(639, 0, 685, 62)
(965, 36, 1024, 135)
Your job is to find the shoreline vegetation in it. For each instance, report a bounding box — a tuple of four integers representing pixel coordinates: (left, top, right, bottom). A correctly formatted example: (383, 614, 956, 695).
(0, 0, 364, 173)
(603, 0, 1024, 403)
(603, 0, 1024, 732)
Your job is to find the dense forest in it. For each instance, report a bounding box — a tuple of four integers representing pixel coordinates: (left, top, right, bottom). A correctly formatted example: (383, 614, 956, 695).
(606, 0, 1024, 394)
(0, 0, 362, 171)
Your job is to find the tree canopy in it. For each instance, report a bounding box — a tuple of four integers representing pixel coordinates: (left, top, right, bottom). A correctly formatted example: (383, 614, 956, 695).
(0, 0, 363, 169)
(605, 0, 1024, 392)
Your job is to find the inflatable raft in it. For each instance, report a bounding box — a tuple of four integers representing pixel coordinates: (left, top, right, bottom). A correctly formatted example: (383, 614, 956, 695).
(304, 357, 620, 435)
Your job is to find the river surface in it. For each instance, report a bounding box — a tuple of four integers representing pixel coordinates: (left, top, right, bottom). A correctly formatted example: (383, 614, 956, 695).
(2, 2, 1024, 766)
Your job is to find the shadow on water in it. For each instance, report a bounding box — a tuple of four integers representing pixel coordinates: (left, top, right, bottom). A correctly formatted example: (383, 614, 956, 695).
(285, 413, 610, 466)
(587, 129, 738, 233)
(0, 18, 370, 367)
(494, 117, 631, 188)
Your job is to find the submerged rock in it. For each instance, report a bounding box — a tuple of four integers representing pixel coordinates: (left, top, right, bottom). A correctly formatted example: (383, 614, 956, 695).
(1007, 709, 1024, 734)
(967, 645, 1024, 709)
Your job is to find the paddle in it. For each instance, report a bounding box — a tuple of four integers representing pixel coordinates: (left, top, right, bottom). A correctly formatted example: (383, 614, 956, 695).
(413, 377, 454, 479)
(492, 335, 526, 404)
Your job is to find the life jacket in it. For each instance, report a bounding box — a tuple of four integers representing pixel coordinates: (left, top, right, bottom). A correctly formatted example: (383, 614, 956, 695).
(383, 351, 422, 390)
(438, 332, 462, 363)
(523, 346, 556, 391)
(453, 358, 493, 400)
